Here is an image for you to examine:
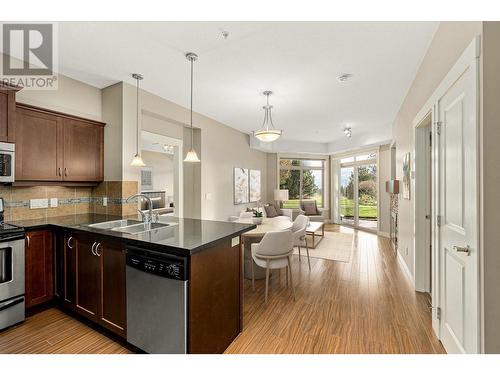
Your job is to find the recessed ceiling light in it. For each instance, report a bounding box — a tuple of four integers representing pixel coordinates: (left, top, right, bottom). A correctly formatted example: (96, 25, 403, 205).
(220, 30, 230, 39)
(337, 73, 353, 83)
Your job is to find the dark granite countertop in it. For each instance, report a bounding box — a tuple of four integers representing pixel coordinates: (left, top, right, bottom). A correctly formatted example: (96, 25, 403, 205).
(8, 214, 255, 256)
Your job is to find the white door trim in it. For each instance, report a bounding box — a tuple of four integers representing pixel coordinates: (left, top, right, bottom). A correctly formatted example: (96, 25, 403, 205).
(412, 36, 482, 350)
(414, 116, 432, 293)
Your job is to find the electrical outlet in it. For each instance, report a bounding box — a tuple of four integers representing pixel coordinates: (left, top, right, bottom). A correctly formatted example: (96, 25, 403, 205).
(50, 198, 58, 207)
(102, 197, 108, 206)
(30, 198, 49, 209)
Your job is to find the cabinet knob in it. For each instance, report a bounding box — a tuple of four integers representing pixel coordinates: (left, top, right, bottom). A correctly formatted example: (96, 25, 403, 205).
(58, 167, 62, 176)
(26, 235, 30, 247)
(67, 236, 74, 249)
(64, 168, 68, 176)
(91, 242, 97, 256)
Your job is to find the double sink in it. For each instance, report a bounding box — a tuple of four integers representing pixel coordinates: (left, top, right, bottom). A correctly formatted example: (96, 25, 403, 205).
(88, 219, 170, 235)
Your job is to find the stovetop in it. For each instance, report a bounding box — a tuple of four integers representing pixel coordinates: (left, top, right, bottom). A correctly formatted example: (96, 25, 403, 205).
(0, 221, 25, 240)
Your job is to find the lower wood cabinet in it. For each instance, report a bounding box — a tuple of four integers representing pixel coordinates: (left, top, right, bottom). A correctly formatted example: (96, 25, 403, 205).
(55, 231, 126, 338)
(25, 230, 53, 308)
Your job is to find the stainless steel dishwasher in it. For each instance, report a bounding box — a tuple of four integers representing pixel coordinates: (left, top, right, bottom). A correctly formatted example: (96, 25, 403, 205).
(126, 246, 188, 354)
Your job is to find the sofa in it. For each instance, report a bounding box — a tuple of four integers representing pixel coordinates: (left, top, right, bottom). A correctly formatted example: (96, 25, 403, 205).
(228, 203, 292, 222)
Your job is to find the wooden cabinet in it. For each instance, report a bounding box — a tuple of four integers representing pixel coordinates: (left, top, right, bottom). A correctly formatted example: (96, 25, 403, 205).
(100, 238, 126, 336)
(54, 231, 76, 308)
(189, 238, 242, 353)
(15, 107, 63, 181)
(25, 230, 53, 308)
(63, 118, 103, 181)
(75, 234, 101, 320)
(0, 85, 18, 142)
(14, 104, 105, 183)
(70, 232, 126, 337)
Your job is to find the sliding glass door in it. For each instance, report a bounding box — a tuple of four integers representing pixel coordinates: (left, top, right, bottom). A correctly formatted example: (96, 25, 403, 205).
(357, 164, 378, 229)
(339, 153, 378, 231)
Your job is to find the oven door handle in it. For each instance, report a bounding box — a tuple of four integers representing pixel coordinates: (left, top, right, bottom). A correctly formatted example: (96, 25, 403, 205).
(0, 296, 24, 313)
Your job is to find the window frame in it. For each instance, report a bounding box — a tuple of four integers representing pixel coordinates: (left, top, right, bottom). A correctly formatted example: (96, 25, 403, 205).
(279, 157, 326, 208)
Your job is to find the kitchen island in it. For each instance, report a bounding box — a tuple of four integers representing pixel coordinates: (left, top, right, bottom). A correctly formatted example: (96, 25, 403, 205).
(11, 214, 255, 354)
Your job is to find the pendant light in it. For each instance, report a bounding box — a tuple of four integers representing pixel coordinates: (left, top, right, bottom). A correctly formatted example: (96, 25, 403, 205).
(130, 73, 146, 167)
(184, 52, 200, 163)
(253, 91, 282, 142)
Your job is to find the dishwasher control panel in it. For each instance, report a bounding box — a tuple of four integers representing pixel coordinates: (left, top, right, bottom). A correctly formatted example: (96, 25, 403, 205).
(126, 247, 187, 281)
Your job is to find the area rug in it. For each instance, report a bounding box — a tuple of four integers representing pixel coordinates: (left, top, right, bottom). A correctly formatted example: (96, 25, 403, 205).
(293, 231, 354, 263)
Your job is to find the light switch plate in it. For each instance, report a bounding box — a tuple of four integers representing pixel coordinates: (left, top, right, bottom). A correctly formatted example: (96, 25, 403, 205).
(102, 197, 108, 206)
(30, 198, 49, 209)
(50, 198, 58, 208)
(231, 236, 240, 247)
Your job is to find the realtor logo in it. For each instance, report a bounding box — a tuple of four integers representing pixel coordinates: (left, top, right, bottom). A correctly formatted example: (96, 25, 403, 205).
(1, 23, 58, 90)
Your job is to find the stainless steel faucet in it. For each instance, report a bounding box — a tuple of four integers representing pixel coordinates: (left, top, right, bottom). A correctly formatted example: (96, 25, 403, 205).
(126, 194, 153, 224)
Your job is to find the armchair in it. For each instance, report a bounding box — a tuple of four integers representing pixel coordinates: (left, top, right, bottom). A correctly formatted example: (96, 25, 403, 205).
(299, 200, 328, 222)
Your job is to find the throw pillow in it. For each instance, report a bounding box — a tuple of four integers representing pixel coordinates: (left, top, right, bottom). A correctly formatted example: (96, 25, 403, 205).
(264, 205, 278, 218)
(272, 202, 283, 216)
(303, 201, 318, 216)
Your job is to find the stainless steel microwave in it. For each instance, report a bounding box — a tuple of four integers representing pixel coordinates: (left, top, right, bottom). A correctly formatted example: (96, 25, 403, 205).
(0, 142, 15, 183)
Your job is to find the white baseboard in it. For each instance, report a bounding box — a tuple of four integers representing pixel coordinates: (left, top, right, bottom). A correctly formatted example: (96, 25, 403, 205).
(377, 231, 390, 238)
(397, 250, 415, 287)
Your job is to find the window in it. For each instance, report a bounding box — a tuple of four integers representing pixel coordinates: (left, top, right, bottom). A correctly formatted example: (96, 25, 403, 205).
(279, 158, 325, 208)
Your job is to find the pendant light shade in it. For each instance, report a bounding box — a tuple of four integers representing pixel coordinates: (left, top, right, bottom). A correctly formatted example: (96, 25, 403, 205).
(130, 73, 146, 167)
(253, 91, 282, 142)
(184, 52, 200, 163)
(130, 153, 146, 167)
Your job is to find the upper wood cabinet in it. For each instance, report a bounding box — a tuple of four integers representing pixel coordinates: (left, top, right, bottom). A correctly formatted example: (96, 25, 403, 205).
(0, 86, 18, 142)
(15, 104, 105, 183)
(16, 107, 63, 181)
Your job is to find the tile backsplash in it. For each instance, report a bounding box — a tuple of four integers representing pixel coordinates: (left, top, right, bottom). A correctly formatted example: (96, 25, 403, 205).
(0, 181, 138, 222)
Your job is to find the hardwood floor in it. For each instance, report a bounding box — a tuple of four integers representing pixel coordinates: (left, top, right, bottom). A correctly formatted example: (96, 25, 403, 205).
(0, 308, 131, 354)
(225, 224, 445, 354)
(0, 224, 444, 354)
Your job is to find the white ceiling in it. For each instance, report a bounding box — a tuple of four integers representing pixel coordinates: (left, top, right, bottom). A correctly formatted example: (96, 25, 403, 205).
(57, 22, 438, 145)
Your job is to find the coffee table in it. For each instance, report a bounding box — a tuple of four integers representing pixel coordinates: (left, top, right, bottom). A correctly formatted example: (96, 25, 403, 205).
(306, 221, 324, 249)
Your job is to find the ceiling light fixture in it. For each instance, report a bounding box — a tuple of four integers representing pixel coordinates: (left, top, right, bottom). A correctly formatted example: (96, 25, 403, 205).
(337, 73, 353, 83)
(344, 127, 352, 138)
(184, 52, 201, 163)
(130, 73, 146, 167)
(253, 91, 282, 143)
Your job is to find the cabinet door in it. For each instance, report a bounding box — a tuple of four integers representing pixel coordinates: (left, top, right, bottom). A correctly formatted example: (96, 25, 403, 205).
(25, 230, 53, 308)
(54, 231, 76, 309)
(99, 239, 126, 337)
(75, 234, 100, 321)
(63, 118, 103, 181)
(0, 89, 16, 142)
(15, 108, 63, 181)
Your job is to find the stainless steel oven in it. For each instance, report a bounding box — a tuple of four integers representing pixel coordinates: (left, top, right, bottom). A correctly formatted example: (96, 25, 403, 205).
(0, 142, 15, 183)
(0, 230, 25, 330)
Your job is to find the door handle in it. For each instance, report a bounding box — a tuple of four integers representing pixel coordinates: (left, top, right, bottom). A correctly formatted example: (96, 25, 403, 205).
(67, 236, 74, 249)
(91, 242, 97, 256)
(64, 168, 68, 176)
(95, 242, 102, 257)
(26, 235, 30, 248)
(453, 245, 470, 256)
(58, 167, 62, 176)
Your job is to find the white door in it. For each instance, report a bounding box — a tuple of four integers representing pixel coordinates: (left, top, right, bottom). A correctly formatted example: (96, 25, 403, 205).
(437, 44, 479, 353)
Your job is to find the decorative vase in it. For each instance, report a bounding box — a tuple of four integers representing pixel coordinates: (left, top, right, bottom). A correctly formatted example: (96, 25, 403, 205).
(252, 217, 263, 225)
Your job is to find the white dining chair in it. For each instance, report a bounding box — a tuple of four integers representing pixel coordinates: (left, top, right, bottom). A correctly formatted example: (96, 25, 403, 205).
(251, 230, 295, 303)
(292, 214, 311, 270)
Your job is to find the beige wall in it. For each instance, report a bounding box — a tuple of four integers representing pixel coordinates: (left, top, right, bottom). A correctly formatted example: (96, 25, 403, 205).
(378, 145, 391, 235)
(16, 73, 102, 121)
(481, 21, 500, 353)
(392, 21, 482, 275)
